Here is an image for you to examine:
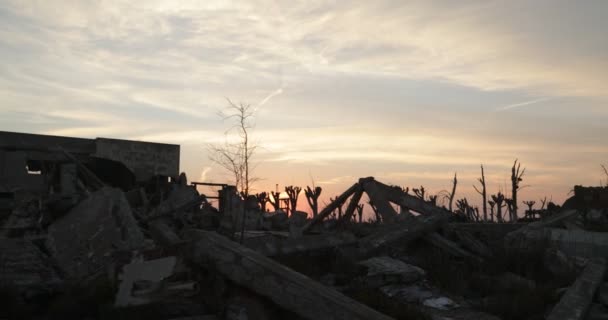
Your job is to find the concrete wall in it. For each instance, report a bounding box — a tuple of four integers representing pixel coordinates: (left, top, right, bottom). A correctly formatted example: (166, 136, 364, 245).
(0, 131, 180, 184)
(94, 138, 179, 181)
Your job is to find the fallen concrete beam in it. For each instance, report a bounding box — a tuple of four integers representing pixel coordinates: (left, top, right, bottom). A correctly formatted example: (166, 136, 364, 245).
(450, 228, 493, 259)
(339, 188, 364, 224)
(424, 232, 483, 262)
(245, 232, 357, 257)
(358, 213, 448, 259)
(547, 258, 606, 320)
(184, 230, 394, 320)
(361, 178, 451, 217)
(300, 182, 360, 233)
(528, 209, 580, 229)
(149, 219, 182, 246)
(361, 177, 399, 222)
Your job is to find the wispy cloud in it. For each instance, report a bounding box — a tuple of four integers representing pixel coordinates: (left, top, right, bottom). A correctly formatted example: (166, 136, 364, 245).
(257, 86, 284, 108)
(496, 97, 552, 111)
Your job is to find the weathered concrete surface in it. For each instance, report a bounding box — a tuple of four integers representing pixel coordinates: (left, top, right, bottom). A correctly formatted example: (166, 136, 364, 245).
(184, 230, 395, 320)
(47, 187, 145, 279)
(0, 150, 45, 192)
(424, 232, 483, 262)
(115, 256, 177, 307)
(148, 185, 201, 219)
(0, 131, 180, 183)
(94, 137, 180, 182)
(520, 228, 608, 260)
(0, 238, 61, 291)
(547, 258, 606, 320)
(358, 213, 448, 259)
(358, 256, 425, 288)
(245, 232, 357, 257)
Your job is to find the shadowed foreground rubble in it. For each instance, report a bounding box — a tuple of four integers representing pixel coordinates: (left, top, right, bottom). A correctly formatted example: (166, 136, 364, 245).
(2, 131, 608, 320)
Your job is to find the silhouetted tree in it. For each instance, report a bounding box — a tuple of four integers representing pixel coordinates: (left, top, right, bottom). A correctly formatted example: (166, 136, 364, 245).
(285, 186, 302, 214)
(473, 165, 488, 221)
(207, 99, 258, 196)
(523, 200, 536, 219)
(413, 186, 426, 200)
(255, 192, 269, 212)
(269, 191, 281, 211)
(304, 185, 322, 217)
(510, 159, 526, 221)
(488, 200, 496, 222)
(491, 192, 506, 222)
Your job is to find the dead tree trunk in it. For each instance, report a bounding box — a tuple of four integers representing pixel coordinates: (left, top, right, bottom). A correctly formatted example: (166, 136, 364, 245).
(285, 186, 302, 214)
(304, 186, 322, 217)
(511, 159, 525, 221)
(473, 165, 487, 221)
(449, 173, 457, 212)
(269, 191, 281, 211)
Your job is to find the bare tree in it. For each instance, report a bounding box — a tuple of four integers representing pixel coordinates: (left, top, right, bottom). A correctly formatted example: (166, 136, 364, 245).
(207, 99, 257, 196)
(448, 173, 457, 211)
(539, 196, 548, 210)
(491, 192, 506, 222)
(510, 159, 526, 221)
(602, 164, 608, 187)
(285, 186, 302, 214)
(473, 165, 488, 221)
(269, 191, 281, 211)
(438, 173, 457, 211)
(304, 186, 322, 217)
(412, 186, 426, 200)
(255, 192, 269, 212)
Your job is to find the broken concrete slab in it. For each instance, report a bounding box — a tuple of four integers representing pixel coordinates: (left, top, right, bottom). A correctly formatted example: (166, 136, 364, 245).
(586, 303, 608, 320)
(245, 232, 357, 257)
(46, 187, 145, 280)
(148, 185, 202, 219)
(547, 258, 606, 320)
(0, 238, 62, 293)
(519, 228, 608, 260)
(358, 213, 448, 259)
(544, 247, 575, 279)
(424, 232, 483, 262)
(357, 256, 425, 288)
(115, 256, 178, 307)
(184, 230, 395, 320)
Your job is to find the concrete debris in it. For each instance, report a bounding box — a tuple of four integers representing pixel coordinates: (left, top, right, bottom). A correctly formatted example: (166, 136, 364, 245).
(46, 187, 145, 280)
(547, 258, 606, 320)
(184, 229, 394, 320)
(0, 238, 61, 292)
(422, 297, 459, 310)
(3, 131, 608, 319)
(358, 256, 426, 287)
(114, 256, 198, 307)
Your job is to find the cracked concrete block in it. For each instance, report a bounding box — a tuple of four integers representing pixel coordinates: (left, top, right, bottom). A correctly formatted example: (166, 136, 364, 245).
(47, 187, 145, 280)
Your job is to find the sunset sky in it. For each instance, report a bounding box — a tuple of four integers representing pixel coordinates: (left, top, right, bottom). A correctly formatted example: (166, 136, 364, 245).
(1, 1, 607, 213)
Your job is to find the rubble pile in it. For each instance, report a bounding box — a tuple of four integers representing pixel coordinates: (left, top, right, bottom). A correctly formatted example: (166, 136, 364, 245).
(2, 131, 608, 320)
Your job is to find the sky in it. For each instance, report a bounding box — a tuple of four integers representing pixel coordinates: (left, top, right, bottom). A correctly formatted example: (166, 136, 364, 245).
(1, 0, 607, 215)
